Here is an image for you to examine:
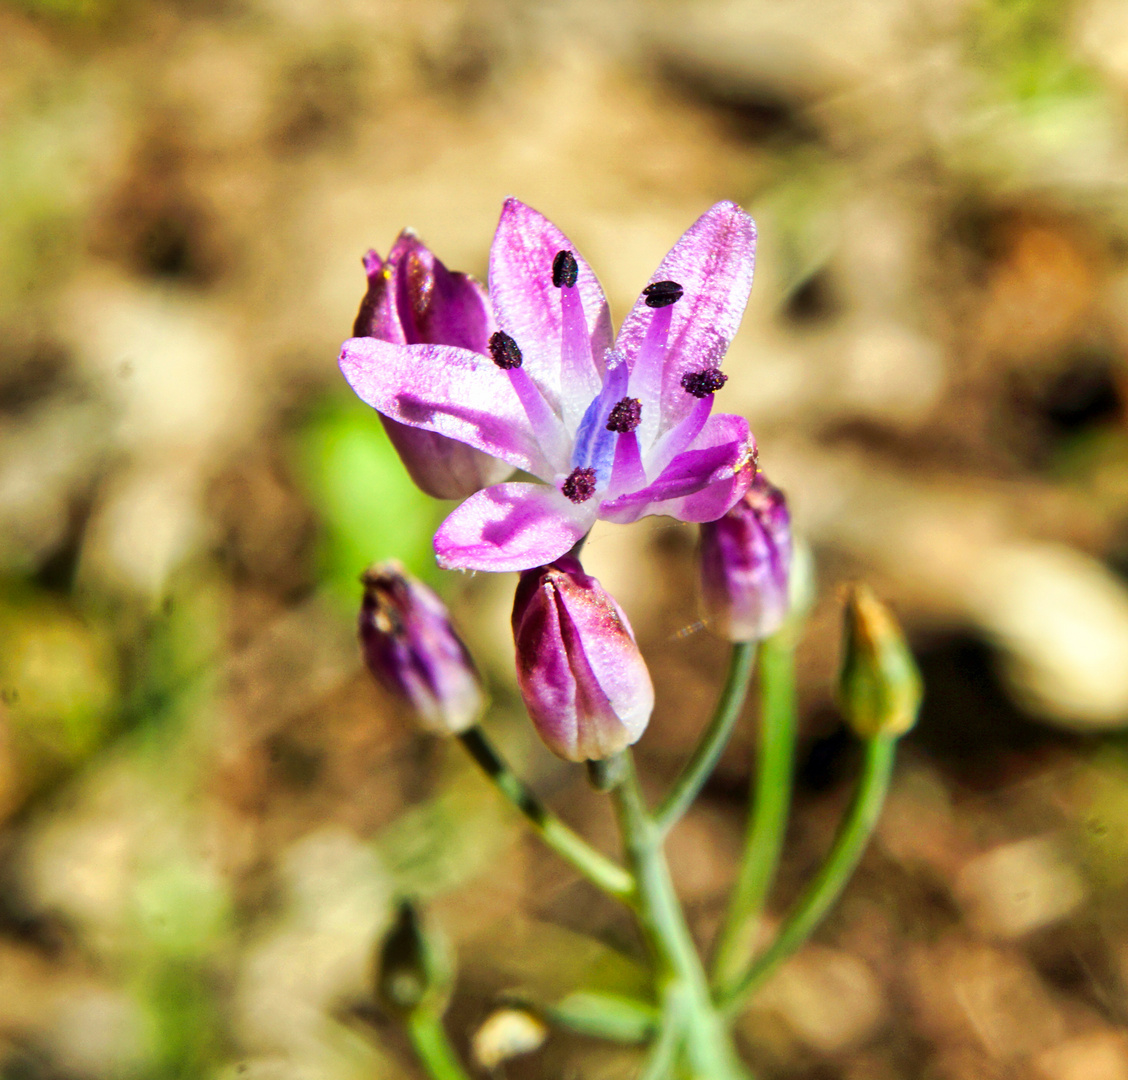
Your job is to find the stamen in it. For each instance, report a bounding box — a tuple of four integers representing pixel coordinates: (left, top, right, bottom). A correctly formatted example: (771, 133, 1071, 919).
(642, 280, 684, 308)
(562, 467, 597, 503)
(605, 397, 642, 433)
(489, 330, 523, 369)
(681, 368, 728, 398)
(552, 250, 579, 289)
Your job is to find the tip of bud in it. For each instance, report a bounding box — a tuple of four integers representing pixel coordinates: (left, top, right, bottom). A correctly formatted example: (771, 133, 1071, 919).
(836, 583, 923, 739)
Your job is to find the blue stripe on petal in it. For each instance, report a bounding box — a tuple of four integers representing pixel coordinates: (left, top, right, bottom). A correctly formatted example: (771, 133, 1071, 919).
(571, 358, 630, 484)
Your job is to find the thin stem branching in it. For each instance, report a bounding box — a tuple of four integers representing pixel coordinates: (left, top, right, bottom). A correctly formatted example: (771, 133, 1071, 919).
(457, 726, 636, 902)
(655, 641, 758, 835)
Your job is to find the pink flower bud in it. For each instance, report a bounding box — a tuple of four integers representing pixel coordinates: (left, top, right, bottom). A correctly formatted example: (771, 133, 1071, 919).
(359, 562, 483, 734)
(355, 234, 513, 500)
(699, 472, 792, 641)
(511, 556, 653, 762)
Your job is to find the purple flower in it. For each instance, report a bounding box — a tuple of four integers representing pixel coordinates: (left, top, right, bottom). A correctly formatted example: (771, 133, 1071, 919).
(511, 556, 654, 762)
(340, 200, 759, 572)
(359, 561, 484, 734)
(354, 231, 513, 500)
(699, 472, 792, 641)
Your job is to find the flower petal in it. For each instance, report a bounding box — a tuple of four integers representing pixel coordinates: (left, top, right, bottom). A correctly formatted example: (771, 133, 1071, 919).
(615, 202, 756, 432)
(380, 418, 514, 500)
(339, 337, 556, 478)
(599, 413, 756, 524)
(434, 482, 592, 572)
(355, 231, 495, 352)
(353, 248, 402, 342)
(392, 232, 495, 353)
(489, 199, 613, 422)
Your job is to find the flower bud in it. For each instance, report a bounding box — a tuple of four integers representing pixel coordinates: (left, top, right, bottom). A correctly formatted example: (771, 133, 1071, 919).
(511, 556, 654, 762)
(355, 233, 512, 499)
(836, 583, 923, 738)
(374, 898, 453, 1019)
(698, 472, 792, 641)
(359, 562, 483, 734)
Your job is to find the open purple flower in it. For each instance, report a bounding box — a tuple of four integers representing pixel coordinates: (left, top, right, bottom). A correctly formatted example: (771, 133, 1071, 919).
(340, 199, 758, 572)
(354, 231, 513, 500)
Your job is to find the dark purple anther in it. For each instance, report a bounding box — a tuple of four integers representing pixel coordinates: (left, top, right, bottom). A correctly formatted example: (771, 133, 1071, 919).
(605, 397, 642, 433)
(552, 249, 579, 288)
(511, 556, 654, 761)
(359, 562, 484, 733)
(642, 280, 684, 308)
(681, 368, 728, 398)
(562, 467, 597, 503)
(489, 330, 524, 369)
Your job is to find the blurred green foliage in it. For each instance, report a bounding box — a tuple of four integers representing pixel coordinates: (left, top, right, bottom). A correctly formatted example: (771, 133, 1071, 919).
(0, 75, 104, 317)
(295, 392, 446, 608)
(0, 588, 117, 809)
(971, 0, 1098, 104)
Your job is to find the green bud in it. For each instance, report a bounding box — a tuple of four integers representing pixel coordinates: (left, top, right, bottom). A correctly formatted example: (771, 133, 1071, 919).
(374, 899, 453, 1018)
(836, 583, 923, 739)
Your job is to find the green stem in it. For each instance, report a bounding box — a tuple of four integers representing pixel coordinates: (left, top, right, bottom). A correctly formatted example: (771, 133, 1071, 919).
(457, 726, 636, 903)
(514, 990, 657, 1044)
(711, 630, 797, 988)
(405, 1009, 472, 1080)
(719, 735, 897, 1015)
(638, 985, 686, 1080)
(610, 753, 747, 1080)
(654, 642, 758, 835)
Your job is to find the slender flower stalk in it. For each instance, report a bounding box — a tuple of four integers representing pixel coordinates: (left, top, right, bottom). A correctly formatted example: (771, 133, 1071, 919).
(456, 725, 635, 902)
(522, 991, 658, 1044)
(638, 985, 688, 1080)
(718, 735, 897, 1015)
(654, 640, 758, 834)
(711, 627, 798, 989)
(406, 1011, 474, 1080)
(718, 587, 920, 1012)
(609, 753, 749, 1080)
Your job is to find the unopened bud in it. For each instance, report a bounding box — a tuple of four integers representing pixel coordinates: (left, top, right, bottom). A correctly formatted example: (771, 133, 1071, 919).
(699, 472, 792, 641)
(511, 556, 654, 762)
(375, 899, 453, 1018)
(836, 583, 923, 738)
(355, 234, 512, 500)
(471, 1008, 548, 1070)
(359, 562, 484, 734)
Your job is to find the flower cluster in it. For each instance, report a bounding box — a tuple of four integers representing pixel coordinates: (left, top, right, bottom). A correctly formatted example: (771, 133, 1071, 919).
(341, 200, 792, 760)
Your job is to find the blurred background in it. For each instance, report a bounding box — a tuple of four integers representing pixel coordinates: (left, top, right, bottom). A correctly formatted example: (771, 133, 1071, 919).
(4, 0, 1128, 1075)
